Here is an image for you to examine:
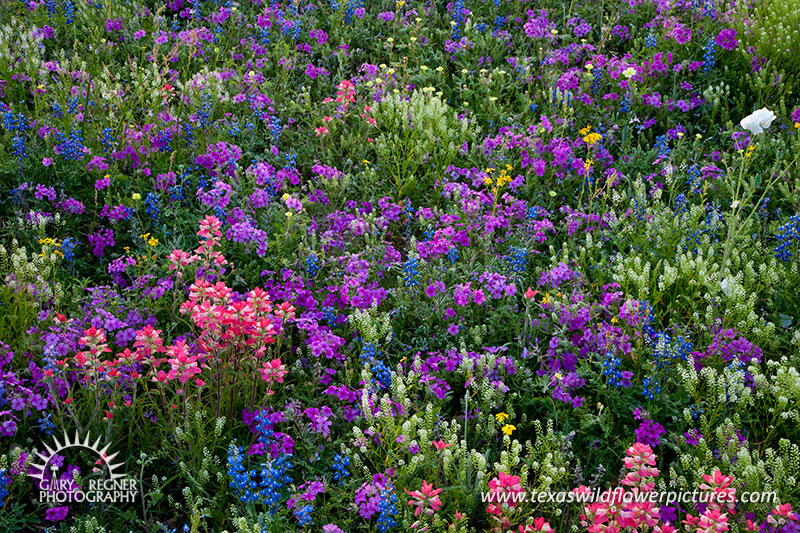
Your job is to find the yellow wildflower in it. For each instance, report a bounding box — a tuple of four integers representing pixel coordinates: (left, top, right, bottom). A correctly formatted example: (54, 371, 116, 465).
(501, 424, 516, 436)
(495, 168, 511, 187)
(583, 132, 602, 146)
(495, 412, 509, 423)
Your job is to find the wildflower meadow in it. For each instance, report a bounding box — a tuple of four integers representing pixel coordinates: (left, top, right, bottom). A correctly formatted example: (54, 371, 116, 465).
(1, 0, 800, 531)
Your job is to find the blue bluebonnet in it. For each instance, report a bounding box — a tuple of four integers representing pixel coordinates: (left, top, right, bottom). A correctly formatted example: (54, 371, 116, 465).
(601, 351, 632, 389)
(169, 181, 185, 203)
(285, 150, 297, 168)
(446, 247, 459, 264)
(651, 331, 692, 370)
(590, 66, 603, 95)
(332, 453, 350, 483)
(703, 37, 716, 72)
(360, 340, 392, 389)
(642, 376, 662, 400)
(343, 0, 364, 24)
(686, 163, 703, 194)
(683, 228, 703, 254)
(54, 125, 84, 162)
(654, 135, 671, 159)
(182, 121, 195, 145)
(376, 489, 399, 531)
(402, 201, 415, 224)
(156, 128, 173, 152)
(227, 439, 293, 509)
(637, 300, 657, 340)
(269, 116, 282, 143)
(505, 246, 527, 274)
(451, 0, 466, 39)
(196, 93, 213, 128)
(67, 96, 80, 114)
(306, 253, 320, 278)
(403, 257, 419, 287)
(0, 469, 8, 507)
(619, 95, 631, 113)
(145, 192, 160, 224)
(100, 127, 115, 153)
(11, 135, 26, 161)
(322, 306, 337, 325)
(773, 214, 799, 261)
(3, 110, 29, 162)
(701, 0, 716, 18)
(295, 504, 314, 526)
(64, 0, 76, 23)
(38, 412, 55, 435)
(674, 193, 688, 214)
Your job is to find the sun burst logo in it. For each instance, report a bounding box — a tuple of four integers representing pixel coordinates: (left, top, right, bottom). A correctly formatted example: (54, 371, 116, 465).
(29, 430, 125, 483)
(29, 430, 138, 504)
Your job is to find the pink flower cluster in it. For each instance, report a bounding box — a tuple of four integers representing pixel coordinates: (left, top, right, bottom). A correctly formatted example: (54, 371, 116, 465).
(577, 442, 665, 533)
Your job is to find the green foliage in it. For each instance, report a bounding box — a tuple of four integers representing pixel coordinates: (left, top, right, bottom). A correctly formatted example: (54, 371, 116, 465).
(372, 90, 478, 201)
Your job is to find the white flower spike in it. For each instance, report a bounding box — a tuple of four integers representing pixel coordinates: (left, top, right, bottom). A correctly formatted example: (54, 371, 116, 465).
(740, 107, 776, 135)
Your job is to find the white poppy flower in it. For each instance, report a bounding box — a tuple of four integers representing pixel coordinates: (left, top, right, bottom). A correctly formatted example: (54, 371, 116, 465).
(739, 108, 776, 135)
(721, 276, 734, 297)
